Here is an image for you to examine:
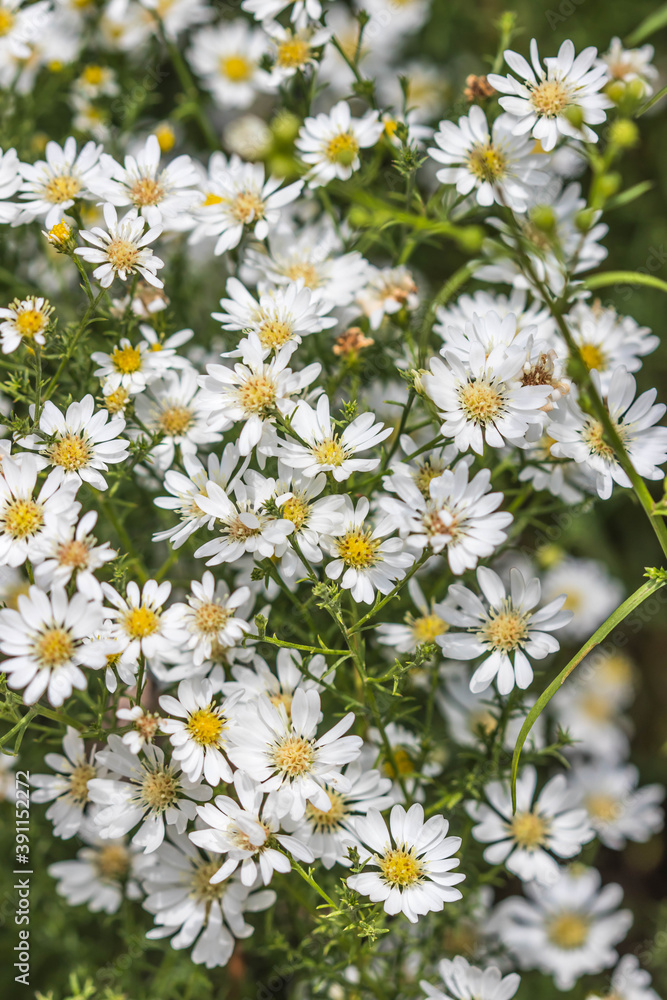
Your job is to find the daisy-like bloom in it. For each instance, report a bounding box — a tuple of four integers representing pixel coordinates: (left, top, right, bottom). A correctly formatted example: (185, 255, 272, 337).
(48, 826, 147, 915)
(88, 736, 212, 854)
(587, 954, 661, 1000)
(487, 39, 611, 152)
(159, 678, 240, 786)
(347, 803, 464, 923)
(23, 395, 129, 491)
(540, 557, 624, 642)
(191, 158, 303, 256)
(198, 334, 320, 456)
(438, 567, 572, 695)
(266, 22, 330, 83)
(188, 20, 270, 109)
(0, 585, 107, 706)
(242, 0, 321, 23)
(356, 266, 419, 330)
(491, 866, 632, 990)
(222, 647, 328, 713)
(429, 107, 548, 212)
(30, 727, 104, 839)
(599, 38, 659, 97)
(548, 368, 667, 501)
(212, 277, 336, 352)
(142, 832, 275, 969)
(0, 146, 21, 223)
(228, 687, 362, 820)
(0, 295, 54, 354)
(90, 134, 200, 229)
(139, 0, 212, 39)
(190, 771, 314, 885)
(277, 395, 392, 482)
(283, 759, 394, 869)
(571, 763, 664, 851)
(274, 469, 346, 578)
(134, 369, 227, 472)
(466, 765, 594, 885)
(75, 203, 164, 288)
(193, 472, 294, 566)
(377, 578, 452, 654)
(116, 705, 162, 755)
(72, 63, 119, 100)
(92, 330, 176, 396)
(0, 456, 80, 568)
(420, 956, 520, 1000)
(422, 344, 552, 455)
(101, 579, 184, 679)
(323, 496, 414, 606)
(14, 136, 102, 228)
(435, 289, 558, 349)
(380, 460, 513, 575)
(296, 101, 383, 187)
(32, 510, 116, 599)
(169, 572, 252, 667)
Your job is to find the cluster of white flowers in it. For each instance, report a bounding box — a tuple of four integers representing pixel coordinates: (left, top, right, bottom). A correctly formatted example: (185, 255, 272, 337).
(0, 2, 665, 997)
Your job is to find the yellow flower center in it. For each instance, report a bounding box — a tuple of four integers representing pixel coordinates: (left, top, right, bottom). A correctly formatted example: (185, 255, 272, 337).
(482, 605, 529, 652)
(187, 707, 225, 746)
(0, 7, 14, 34)
(547, 912, 590, 949)
(530, 79, 571, 117)
(193, 602, 230, 636)
(82, 65, 104, 85)
(47, 221, 71, 244)
(16, 309, 48, 339)
(580, 692, 614, 722)
(459, 380, 504, 424)
(111, 344, 142, 374)
(281, 494, 310, 531)
(276, 37, 310, 69)
(191, 860, 226, 903)
(468, 143, 507, 182)
(35, 627, 74, 667)
(226, 513, 262, 542)
(124, 605, 160, 639)
(378, 847, 423, 887)
(95, 843, 130, 880)
(232, 821, 271, 853)
(221, 54, 252, 82)
(410, 613, 447, 644)
(273, 735, 315, 777)
(134, 712, 161, 743)
(269, 691, 293, 715)
(305, 790, 347, 832)
(586, 794, 621, 823)
(49, 433, 92, 472)
(231, 190, 265, 224)
(105, 387, 130, 413)
(583, 420, 615, 459)
(325, 132, 360, 166)
(154, 124, 175, 153)
(413, 460, 444, 497)
(141, 768, 180, 813)
(158, 405, 194, 436)
(106, 237, 140, 273)
(510, 810, 548, 848)
(336, 528, 380, 569)
(285, 261, 321, 289)
(202, 191, 223, 207)
(383, 747, 415, 779)
(56, 539, 90, 569)
(258, 318, 293, 349)
(68, 762, 96, 804)
(579, 343, 606, 371)
(2, 498, 44, 539)
(130, 177, 165, 207)
(598, 653, 633, 687)
(237, 373, 276, 413)
(44, 175, 82, 204)
(311, 436, 346, 467)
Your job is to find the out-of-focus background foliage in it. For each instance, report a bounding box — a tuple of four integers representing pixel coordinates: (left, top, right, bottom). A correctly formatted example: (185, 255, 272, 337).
(1, 1, 667, 998)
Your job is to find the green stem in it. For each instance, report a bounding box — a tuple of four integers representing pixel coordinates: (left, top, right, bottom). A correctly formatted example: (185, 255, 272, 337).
(43, 287, 106, 402)
(290, 858, 337, 909)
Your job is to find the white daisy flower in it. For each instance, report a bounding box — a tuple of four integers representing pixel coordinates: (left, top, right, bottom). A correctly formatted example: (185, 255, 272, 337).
(75, 202, 164, 288)
(356, 265, 419, 330)
(212, 276, 336, 352)
(274, 468, 346, 579)
(587, 954, 661, 1000)
(23, 394, 129, 491)
(90, 133, 200, 229)
(266, 22, 331, 83)
(188, 20, 271, 109)
(296, 100, 383, 187)
(0, 457, 80, 568)
(116, 705, 162, 755)
(491, 866, 632, 990)
(0, 585, 108, 706)
(435, 289, 558, 348)
(32, 509, 116, 599)
(571, 762, 664, 851)
(190, 771, 314, 886)
(228, 687, 362, 820)
(277, 394, 392, 482)
(169, 572, 252, 667)
(141, 832, 275, 969)
(189, 158, 303, 256)
(540, 557, 625, 642)
(0, 295, 54, 353)
(88, 735, 212, 854)
(139, 0, 212, 39)
(422, 344, 552, 455)
(48, 826, 147, 915)
(487, 39, 611, 152)
(222, 647, 329, 712)
(323, 496, 414, 606)
(377, 578, 452, 653)
(15, 136, 102, 228)
(438, 566, 572, 695)
(72, 63, 119, 100)
(600, 38, 659, 97)
(466, 765, 594, 885)
(30, 726, 104, 839)
(548, 368, 667, 500)
(429, 106, 548, 211)
(92, 334, 171, 396)
(159, 678, 240, 786)
(0, 146, 21, 222)
(242, 0, 321, 24)
(347, 802, 464, 923)
(420, 956, 520, 1000)
(380, 460, 513, 574)
(101, 579, 184, 679)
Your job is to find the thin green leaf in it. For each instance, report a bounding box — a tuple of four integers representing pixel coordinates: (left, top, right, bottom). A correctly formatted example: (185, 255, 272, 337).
(626, 3, 667, 45)
(604, 180, 654, 211)
(510, 576, 666, 810)
(583, 271, 667, 295)
(636, 84, 667, 117)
